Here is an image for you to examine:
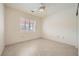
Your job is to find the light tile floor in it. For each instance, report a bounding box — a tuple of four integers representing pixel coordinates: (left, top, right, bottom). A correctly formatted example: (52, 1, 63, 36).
(2, 38, 78, 56)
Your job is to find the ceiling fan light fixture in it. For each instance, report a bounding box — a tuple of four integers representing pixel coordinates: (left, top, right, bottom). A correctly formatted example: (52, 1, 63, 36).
(31, 3, 46, 13)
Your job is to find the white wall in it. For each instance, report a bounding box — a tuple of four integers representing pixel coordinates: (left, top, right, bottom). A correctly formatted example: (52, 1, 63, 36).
(0, 4, 4, 55)
(5, 6, 42, 45)
(42, 8, 76, 46)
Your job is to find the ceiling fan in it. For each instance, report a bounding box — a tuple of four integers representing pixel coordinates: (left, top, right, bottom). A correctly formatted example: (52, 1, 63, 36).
(31, 3, 46, 13)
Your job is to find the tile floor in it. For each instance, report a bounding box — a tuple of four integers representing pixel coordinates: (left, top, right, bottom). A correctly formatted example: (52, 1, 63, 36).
(2, 38, 78, 56)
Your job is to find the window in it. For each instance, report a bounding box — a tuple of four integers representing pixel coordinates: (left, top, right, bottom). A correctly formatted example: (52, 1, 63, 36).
(20, 17, 36, 32)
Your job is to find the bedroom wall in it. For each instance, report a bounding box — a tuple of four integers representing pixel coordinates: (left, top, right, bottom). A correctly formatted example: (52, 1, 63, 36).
(0, 4, 5, 55)
(42, 8, 76, 46)
(5, 6, 42, 45)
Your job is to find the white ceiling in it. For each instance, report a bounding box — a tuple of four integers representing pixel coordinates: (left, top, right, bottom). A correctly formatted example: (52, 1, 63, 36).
(5, 3, 77, 18)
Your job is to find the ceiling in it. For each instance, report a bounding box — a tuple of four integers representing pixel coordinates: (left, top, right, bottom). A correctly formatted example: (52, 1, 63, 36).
(5, 3, 77, 18)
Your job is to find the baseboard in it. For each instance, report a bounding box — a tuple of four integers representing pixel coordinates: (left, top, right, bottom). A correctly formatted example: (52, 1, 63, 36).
(5, 37, 42, 47)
